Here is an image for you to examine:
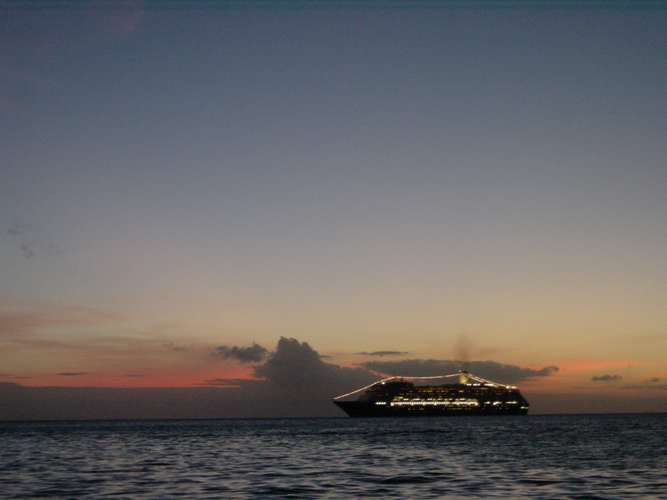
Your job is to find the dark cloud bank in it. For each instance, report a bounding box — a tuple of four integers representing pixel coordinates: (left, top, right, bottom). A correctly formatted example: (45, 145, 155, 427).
(363, 359, 558, 384)
(1, 338, 660, 420)
(355, 351, 409, 357)
(213, 342, 268, 363)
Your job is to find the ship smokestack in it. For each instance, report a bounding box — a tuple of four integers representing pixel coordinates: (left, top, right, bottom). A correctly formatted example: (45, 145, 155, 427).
(458, 370, 469, 385)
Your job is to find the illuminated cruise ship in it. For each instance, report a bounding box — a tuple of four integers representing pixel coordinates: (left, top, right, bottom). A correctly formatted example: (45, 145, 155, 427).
(333, 370, 529, 417)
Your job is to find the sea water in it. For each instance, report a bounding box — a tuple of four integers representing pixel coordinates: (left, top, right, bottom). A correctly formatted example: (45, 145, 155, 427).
(1, 414, 666, 498)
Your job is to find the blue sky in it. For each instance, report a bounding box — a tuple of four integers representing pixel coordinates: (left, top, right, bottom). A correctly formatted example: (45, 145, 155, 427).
(1, 2, 666, 413)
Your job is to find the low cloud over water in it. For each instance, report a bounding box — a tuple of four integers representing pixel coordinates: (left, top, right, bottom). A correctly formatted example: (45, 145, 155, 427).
(0, 337, 566, 419)
(362, 359, 558, 384)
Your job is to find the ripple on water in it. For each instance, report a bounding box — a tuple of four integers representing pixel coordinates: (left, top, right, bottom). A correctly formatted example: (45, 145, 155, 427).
(1, 415, 666, 498)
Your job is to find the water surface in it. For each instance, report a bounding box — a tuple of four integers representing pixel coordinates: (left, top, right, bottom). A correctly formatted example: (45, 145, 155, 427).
(1, 414, 666, 498)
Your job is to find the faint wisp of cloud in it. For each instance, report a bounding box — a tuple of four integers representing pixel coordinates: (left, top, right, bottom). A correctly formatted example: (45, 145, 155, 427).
(6, 220, 63, 260)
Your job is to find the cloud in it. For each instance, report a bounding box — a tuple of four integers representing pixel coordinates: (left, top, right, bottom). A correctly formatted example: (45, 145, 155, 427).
(19, 242, 35, 259)
(6, 221, 63, 260)
(0, 338, 561, 419)
(621, 377, 666, 390)
(7, 222, 35, 259)
(57, 372, 88, 377)
(213, 343, 268, 363)
(356, 351, 409, 357)
(0, 338, 377, 419)
(196, 378, 245, 388)
(253, 338, 373, 395)
(199, 378, 263, 386)
(0, 382, 22, 390)
(622, 383, 667, 391)
(361, 359, 559, 384)
(592, 374, 623, 382)
(0, 343, 657, 416)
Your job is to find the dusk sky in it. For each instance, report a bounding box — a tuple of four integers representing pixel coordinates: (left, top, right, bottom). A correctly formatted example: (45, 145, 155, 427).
(1, 1, 666, 417)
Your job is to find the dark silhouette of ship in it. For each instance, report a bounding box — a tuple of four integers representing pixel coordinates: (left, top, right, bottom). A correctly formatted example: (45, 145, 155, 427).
(333, 370, 529, 417)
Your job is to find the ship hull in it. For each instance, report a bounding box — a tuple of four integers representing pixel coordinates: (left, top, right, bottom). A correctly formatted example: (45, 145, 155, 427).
(334, 401, 528, 417)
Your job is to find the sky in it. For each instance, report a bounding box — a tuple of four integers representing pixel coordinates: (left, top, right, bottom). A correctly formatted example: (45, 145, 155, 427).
(1, 0, 666, 418)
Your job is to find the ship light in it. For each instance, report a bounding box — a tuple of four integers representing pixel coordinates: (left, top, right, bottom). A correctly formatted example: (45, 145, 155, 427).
(390, 399, 478, 407)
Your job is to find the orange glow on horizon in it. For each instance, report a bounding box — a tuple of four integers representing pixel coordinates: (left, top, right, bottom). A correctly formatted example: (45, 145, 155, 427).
(557, 359, 638, 374)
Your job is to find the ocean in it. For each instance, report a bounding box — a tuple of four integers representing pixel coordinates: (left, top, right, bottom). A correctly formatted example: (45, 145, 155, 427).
(1, 414, 666, 498)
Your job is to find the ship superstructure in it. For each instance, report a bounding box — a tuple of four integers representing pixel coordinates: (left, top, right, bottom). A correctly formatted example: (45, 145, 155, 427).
(333, 370, 529, 417)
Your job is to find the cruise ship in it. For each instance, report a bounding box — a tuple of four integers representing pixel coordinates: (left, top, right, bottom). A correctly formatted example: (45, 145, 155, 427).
(333, 370, 529, 417)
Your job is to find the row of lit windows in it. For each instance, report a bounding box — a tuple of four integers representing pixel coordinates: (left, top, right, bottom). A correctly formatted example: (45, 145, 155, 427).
(376, 399, 521, 406)
(384, 399, 480, 407)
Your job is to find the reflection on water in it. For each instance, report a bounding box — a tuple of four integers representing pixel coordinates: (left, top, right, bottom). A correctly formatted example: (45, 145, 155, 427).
(1, 414, 666, 498)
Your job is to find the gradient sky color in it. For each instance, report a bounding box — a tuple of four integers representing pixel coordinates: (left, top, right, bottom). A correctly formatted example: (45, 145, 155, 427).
(1, 1, 666, 414)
